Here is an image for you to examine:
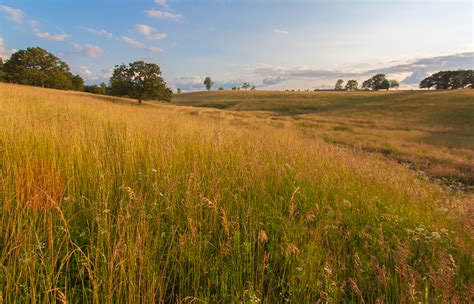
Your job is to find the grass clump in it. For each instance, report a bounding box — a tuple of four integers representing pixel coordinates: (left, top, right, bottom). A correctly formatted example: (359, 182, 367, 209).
(0, 83, 472, 302)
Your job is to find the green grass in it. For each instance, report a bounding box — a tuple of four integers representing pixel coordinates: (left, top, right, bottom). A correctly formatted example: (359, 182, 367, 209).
(1, 84, 473, 302)
(173, 90, 474, 187)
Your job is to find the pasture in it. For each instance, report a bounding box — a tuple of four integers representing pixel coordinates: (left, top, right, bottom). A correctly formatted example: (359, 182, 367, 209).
(0, 83, 472, 302)
(173, 90, 474, 189)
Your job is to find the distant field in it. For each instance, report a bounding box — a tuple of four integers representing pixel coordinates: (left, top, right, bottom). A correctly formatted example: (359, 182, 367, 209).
(173, 90, 474, 188)
(1, 84, 472, 302)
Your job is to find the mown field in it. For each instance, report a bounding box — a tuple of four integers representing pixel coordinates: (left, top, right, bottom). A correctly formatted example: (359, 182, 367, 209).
(173, 90, 474, 189)
(1, 83, 473, 302)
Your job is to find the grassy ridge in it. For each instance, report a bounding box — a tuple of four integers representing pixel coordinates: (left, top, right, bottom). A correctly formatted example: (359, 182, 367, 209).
(1, 84, 472, 302)
(173, 90, 474, 187)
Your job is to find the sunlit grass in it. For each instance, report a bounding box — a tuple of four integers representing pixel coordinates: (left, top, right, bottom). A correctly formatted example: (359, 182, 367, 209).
(1, 83, 472, 302)
(173, 89, 474, 187)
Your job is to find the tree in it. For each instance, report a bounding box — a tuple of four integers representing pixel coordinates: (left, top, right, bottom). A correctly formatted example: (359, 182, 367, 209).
(177, 88, 182, 94)
(389, 80, 399, 89)
(100, 82, 108, 95)
(0, 58, 5, 81)
(242, 82, 251, 90)
(71, 74, 85, 91)
(362, 79, 372, 90)
(4, 47, 73, 90)
(110, 61, 172, 103)
(379, 79, 390, 91)
(84, 85, 102, 94)
(345, 80, 358, 91)
(203, 77, 213, 91)
(218, 87, 224, 90)
(371, 74, 386, 90)
(420, 70, 473, 90)
(335, 79, 344, 90)
(250, 86, 256, 90)
(362, 74, 390, 90)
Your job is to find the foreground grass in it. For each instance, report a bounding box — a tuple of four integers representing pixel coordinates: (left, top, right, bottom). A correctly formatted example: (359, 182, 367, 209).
(1, 83, 473, 302)
(173, 90, 474, 188)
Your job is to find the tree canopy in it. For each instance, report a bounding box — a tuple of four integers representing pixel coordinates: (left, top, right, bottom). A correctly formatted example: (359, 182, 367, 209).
(419, 70, 473, 90)
(335, 79, 344, 90)
(362, 74, 398, 91)
(3, 47, 82, 90)
(110, 61, 172, 103)
(203, 77, 213, 91)
(345, 80, 358, 91)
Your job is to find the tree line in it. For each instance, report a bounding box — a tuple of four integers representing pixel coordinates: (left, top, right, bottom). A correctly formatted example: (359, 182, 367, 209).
(0, 47, 173, 103)
(334, 74, 399, 91)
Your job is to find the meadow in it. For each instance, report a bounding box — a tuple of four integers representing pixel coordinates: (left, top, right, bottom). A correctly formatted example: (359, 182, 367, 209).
(1, 83, 473, 302)
(173, 90, 474, 190)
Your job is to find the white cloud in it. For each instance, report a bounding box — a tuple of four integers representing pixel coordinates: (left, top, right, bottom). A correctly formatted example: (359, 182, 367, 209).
(145, 9, 183, 21)
(72, 43, 104, 57)
(79, 65, 93, 78)
(82, 27, 114, 38)
(121, 36, 163, 53)
(1, 5, 23, 24)
(273, 29, 289, 35)
(29, 19, 39, 27)
(0, 37, 15, 59)
(34, 29, 69, 41)
(135, 24, 167, 40)
(154, 0, 168, 7)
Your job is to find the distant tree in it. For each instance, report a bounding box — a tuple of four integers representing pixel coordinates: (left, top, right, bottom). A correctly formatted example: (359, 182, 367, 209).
(250, 86, 256, 90)
(110, 61, 172, 103)
(420, 70, 473, 89)
(335, 79, 344, 90)
(4, 47, 73, 90)
(84, 85, 102, 94)
(371, 74, 387, 90)
(345, 80, 358, 91)
(204, 77, 213, 91)
(99, 82, 108, 95)
(379, 79, 390, 91)
(0, 58, 5, 81)
(177, 88, 182, 94)
(218, 87, 224, 90)
(389, 80, 400, 89)
(71, 74, 85, 91)
(362, 74, 390, 90)
(242, 82, 251, 90)
(362, 79, 372, 90)
(231, 86, 237, 90)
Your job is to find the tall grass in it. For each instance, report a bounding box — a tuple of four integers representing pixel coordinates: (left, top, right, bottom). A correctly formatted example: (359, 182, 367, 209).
(0, 84, 472, 302)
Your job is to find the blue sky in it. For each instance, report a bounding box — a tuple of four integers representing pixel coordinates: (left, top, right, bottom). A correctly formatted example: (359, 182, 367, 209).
(1, 0, 472, 90)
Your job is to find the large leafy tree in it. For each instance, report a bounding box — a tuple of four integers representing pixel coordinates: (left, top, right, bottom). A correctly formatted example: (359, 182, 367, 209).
(420, 70, 473, 89)
(4, 47, 75, 89)
(345, 80, 358, 91)
(109, 61, 172, 103)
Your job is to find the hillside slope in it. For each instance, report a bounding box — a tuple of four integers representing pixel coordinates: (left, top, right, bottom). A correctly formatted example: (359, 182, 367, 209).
(173, 90, 474, 187)
(1, 84, 472, 302)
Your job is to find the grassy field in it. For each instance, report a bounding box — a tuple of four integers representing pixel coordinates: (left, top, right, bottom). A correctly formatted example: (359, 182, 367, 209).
(173, 90, 474, 189)
(1, 83, 473, 302)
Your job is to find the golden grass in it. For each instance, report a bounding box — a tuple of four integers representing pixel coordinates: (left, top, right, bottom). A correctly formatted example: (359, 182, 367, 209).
(0, 83, 473, 302)
(173, 89, 474, 188)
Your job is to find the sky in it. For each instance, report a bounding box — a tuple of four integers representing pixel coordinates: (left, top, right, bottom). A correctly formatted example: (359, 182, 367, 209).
(0, 0, 473, 90)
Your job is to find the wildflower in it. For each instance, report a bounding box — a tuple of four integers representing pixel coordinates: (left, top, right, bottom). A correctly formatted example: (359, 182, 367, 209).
(287, 243, 300, 255)
(258, 230, 268, 245)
